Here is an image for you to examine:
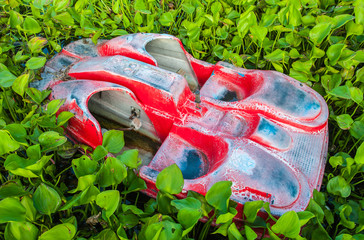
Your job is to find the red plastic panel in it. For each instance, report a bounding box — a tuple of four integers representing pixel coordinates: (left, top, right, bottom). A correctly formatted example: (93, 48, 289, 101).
(35, 33, 329, 217)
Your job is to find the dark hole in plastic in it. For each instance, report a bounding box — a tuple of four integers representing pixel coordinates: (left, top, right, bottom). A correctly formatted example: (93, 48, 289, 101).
(178, 149, 208, 179)
(215, 89, 239, 102)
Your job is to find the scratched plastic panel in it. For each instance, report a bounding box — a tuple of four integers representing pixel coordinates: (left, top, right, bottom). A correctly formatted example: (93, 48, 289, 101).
(31, 54, 79, 90)
(255, 74, 321, 120)
(275, 129, 328, 188)
(70, 56, 187, 96)
(249, 116, 292, 150)
(186, 109, 246, 137)
(201, 76, 244, 102)
(220, 142, 303, 208)
(63, 38, 107, 58)
(149, 135, 209, 179)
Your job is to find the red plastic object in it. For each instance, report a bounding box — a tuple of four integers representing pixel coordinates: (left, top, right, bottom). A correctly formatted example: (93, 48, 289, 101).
(35, 33, 329, 217)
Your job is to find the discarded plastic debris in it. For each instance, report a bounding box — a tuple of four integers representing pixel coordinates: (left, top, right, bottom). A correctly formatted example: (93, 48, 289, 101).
(34, 33, 329, 219)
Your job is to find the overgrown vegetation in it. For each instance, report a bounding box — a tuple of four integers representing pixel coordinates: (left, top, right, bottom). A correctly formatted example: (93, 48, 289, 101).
(0, 0, 363, 239)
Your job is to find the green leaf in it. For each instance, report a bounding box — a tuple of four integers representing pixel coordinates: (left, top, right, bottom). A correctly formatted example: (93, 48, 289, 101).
(4, 123, 27, 143)
(94, 229, 118, 240)
(0, 198, 26, 223)
(327, 44, 346, 65)
(182, 3, 195, 14)
(329, 85, 351, 99)
(97, 157, 127, 187)
(4, 154, 39, 178)
(117, 225, 128, 239)
(46, 99, 64, 115)
(110, 29, 128, 36)
(302, 14, 316, 26)
(76, 185, 100, 205)
(271, 211, 300, 238)
(134, 12, 143, 25)
(261, 14, 277, 27)
(211, 2, 222, 15)
(350, 87, 363, 104)
(245, 225, 258, 240)
(339, 205, 356, 229)
(96, 190, 120, 218)
(312, 47, 326, 59)
(327, 176, 351, 197)
(23, 17, 42, 34)
(9, 11, 23, 28)
(117, 149, 140, 169)
(26, 88, 51, 104)
(57, 111, 74, 126)
(102, 130, 124, 153)
(156, 164, 184, 195)
(292, 60, 313, 73)
(33, 183, 61, 215)
(122, 15, 130, 28)
(5, 221, 38, 240)
(27, 37, 47, 53)
(312, 222, 331, 240)
(216, 207, 238, 224)
(264, 49, 288, 62)
(0, 182, 29, 199)
(159, 12, 174, 26)
(332, 14, 355, 29)
(329, 156, 344, 168)
(178, 208, 201, 235)
(122, 204, 144, 215)
(354, 0, 364, 25)
(0, 130, 20, 156)
(72, 155, 98, 178)
(39, 223, 76, 240)
(228, 222, 243, 240)
(297, 211, 315, 227)
(53, 0, 70, 12)
(289, 48, 302, 58)
(171, 197, 201, 210)
(212, 222, 230, 236)
(69, 175, 96, 193)
(21, 196, 37, 222)
(26, 57, 46, 70)
(346, 20, 363, 36)
(92, 145, 108, 161)
(309, 22, 332, 45)
(250, 25, 268, 44)
(243, 200, 264, 223)
(53, 12, 75, 26)
(38, 131, 67, 151)
(354, 142, 364, 165)
(350, 121, 364, 139)
(12, 74, 29, 96)
(336, 114, 354, 130)
(205, 181, 232, 213)
(134, 0, 148, 13)
(0, 70, 17, 88)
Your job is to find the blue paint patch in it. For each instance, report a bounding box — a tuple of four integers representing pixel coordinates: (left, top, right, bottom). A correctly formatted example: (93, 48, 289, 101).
(178, 149, 208, 179)
(270, 167, 298, 198)
(262, 80, 320, 117)
(238, 73, 245, 78)
(255, 117, 291, 149)
(304, 100, 320, 112)
(211, 70, 215, 76)
(258, 118, 278, 135)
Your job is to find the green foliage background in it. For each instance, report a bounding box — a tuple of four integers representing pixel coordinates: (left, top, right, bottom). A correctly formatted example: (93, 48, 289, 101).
(0, 0, 363, 239)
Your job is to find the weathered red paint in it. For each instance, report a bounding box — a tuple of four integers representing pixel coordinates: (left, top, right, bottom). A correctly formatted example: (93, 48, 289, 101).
(35, 33, 329, 219)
